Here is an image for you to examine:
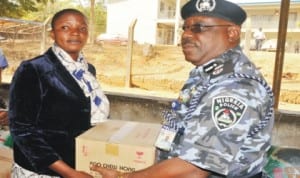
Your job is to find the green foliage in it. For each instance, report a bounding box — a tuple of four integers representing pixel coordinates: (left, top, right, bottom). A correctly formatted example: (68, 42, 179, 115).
(1, 0, 107, 42)
(0, 0, 58, 19)
(18, 0, 38, 11)
(36, 0, 55, 3)
(0, 0, 23, 18)
(21, 0, 107, 34)
(0, 0, 41, 18)
(94, 4, 107, 34)
(80, 4, 107, 37)
(22, 0, 76, 22)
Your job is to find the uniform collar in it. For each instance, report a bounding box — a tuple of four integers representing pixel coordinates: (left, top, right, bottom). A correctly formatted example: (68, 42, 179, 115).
(192, 46, 242, 80)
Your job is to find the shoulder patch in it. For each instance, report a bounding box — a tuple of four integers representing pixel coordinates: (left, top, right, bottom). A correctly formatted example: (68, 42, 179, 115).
(212, 96, 247, 131)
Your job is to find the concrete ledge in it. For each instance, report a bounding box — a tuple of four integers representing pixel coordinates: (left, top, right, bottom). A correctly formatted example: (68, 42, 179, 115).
(277, 109, 300, 117)
(104, 89, 175, 102)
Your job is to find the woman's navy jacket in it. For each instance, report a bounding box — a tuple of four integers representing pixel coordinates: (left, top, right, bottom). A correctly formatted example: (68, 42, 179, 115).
(8, 48, 95, 176)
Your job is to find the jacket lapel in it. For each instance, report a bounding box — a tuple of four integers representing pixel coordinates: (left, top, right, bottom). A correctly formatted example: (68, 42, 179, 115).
(44, 48, 86, 99)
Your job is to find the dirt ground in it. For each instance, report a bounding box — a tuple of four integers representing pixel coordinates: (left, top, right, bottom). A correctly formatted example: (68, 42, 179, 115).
(1, 40, 300, 112)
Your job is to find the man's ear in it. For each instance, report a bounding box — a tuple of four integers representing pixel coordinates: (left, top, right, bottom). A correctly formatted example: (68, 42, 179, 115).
(227, 25, 241, 42)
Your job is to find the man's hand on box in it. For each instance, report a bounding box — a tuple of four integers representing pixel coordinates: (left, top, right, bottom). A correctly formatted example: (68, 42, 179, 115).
(90, 165, 125, 178)
(90, 157, 211, 178)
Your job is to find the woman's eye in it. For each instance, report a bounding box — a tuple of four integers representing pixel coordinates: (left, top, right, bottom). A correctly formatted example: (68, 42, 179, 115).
(61, 26, 69, 30)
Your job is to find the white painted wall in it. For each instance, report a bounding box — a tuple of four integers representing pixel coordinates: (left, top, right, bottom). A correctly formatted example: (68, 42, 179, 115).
(106, 0, 158, 44)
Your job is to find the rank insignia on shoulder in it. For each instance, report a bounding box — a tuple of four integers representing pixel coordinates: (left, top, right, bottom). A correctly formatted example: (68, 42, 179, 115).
(210, 60, 233, 78)
(211, 96, 247, 131)
(203, 62, 218, 73)
(212, 64, 224, 76)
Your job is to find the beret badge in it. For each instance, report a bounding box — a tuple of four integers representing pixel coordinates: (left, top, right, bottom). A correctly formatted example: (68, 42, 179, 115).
(196, 0, 216, 12)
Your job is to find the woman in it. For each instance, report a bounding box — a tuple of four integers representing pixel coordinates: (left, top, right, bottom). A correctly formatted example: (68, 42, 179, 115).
(9, 9, 109, 177)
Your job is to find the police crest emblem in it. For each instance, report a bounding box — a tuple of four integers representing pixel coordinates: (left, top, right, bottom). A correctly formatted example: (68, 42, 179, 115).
(212, 96, 247, 131)
(196, 0, 216, 12)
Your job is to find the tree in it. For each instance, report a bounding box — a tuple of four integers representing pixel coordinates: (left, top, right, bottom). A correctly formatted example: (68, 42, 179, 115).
(77, 1, 107, 43)
(1, 0, 107, 45)
(0, 0, 51, 18)
(22, 0, 74, 22)
(90, 0, 95, 43)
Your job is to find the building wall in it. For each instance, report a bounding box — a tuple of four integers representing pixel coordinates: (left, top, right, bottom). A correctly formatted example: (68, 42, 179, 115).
(241, 2, 300, 52)
(105, 0, 300, 48)
(106, 0, 159, 44)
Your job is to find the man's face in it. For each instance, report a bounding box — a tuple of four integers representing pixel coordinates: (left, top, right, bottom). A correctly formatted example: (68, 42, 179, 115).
(50, 13, 88, 60)
(181, 16, 234, 66)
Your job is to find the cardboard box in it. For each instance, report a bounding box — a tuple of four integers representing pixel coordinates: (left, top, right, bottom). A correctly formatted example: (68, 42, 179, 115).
(76, 120, 162, 177)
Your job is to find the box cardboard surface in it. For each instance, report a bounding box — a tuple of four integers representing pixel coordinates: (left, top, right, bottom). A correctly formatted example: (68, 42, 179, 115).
(76, 120, 161, 177)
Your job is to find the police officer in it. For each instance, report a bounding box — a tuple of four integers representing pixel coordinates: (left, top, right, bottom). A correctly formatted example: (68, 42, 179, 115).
(91, 0, 274, 177)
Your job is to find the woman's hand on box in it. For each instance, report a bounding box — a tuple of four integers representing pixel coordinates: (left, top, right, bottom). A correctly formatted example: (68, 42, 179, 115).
(0, 111, 8, 126)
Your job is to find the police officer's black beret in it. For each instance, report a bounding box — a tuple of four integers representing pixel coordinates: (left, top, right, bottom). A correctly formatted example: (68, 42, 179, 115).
(181, 0, 247, 25)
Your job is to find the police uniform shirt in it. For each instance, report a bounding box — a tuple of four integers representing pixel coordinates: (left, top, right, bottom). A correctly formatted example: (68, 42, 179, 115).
(165, 47, 274, 177)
